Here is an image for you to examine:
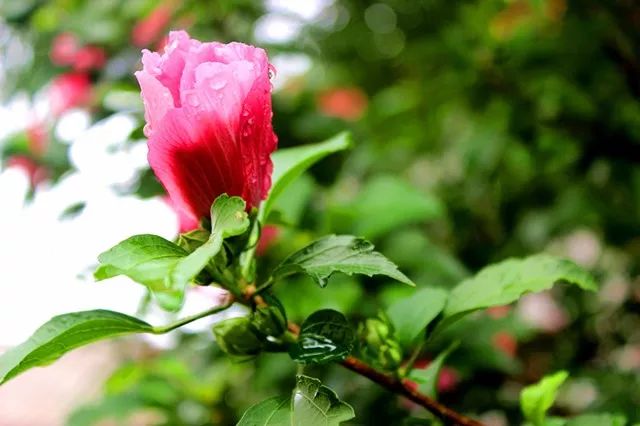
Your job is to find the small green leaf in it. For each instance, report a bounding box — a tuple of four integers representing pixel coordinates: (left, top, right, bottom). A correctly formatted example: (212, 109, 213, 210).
(387, 287, 448, 348)
(521, 370, 569, 426)
(95, 234, 188, 311)
(261, 132, 352, 222)
(292, 375, 355, 426)
(565, 414, 627, 426)
(170, 194, 250, 289)
(212, 317, 263, 359)
(409, 341, 459, 398)
(290, 309, 355, 364)
(444, 254, 597, 321)
(0, 310, 153, 385)
(272, 235, 414, 287)
(237, 396, 290, 426)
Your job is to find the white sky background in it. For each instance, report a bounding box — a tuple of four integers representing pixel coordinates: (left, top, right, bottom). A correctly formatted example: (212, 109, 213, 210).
(0, 0, 329, 347)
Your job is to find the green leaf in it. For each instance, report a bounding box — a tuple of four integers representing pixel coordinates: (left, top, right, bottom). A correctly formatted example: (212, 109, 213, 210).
(387, 287, 448, 347)
(343, 175, 445, 239)
(292, 375, 355, 426)
(290, 309, 355, 364)
(212, 316, 263, 359)
(272, 235, 414, 287)
(0, 310, 153, 385)
(95, 234, 188, 311)
(237, 396, 290, 426)
(443, 254, 597, 321)
(261, 132, 352, 222)
(564, 414, 627, 426)
(521, 370, 569, 426)
(409, 341, 459, 398)
(170, 194, 250, 289)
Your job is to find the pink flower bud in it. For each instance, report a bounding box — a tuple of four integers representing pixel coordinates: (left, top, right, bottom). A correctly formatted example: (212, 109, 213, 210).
(49, 72, 92, 116)
(135, 31, 278, 231)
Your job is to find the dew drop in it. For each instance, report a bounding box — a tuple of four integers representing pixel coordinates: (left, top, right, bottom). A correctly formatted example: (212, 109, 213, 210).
(143, 124, 152, 137)
(268, 64, 277, 80)
(186, 93, 200, 107)
(248, 117, 255, 125)
(209, 78, 227, 90)
(242, 108, 250, 117)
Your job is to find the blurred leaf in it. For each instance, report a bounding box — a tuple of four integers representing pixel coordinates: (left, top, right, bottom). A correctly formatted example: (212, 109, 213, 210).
(272, 235, 414, 287)
(95, 234, 187, 311)
(342, 175, 445, 239)
(0, 310, 152, 385)
(261, 132, 352, 222)
(387, 287, 448, 347)
(268, 173, 315, 226)
(170, 194, 249, 289)
(443, 255, 597, 322)
(290, 309, 354, 364)
(409, 341, 459, 398)
(521, 370, 569, 426)
(238, 395, 290, 426)
(292, 375, 355, 426)
(212, 316, 263, 360)
(564, 414, 627, 426)
(67, 394, 149, 426)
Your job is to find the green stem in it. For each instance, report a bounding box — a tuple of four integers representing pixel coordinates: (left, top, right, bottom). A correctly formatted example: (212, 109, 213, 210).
(151, 300, 234, 334)
(399, 340, 426, 377)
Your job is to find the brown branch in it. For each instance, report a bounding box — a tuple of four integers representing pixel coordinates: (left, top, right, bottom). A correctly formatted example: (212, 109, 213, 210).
(341, 356, 484, 426)
(285, 323, 483, 425)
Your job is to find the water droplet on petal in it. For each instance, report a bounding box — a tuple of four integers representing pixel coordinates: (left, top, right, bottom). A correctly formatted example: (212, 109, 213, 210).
(242, 108, 250, 117)
(143, 124, 152, 137)
(268, 63, 277, 80)
(209, 78, 227, 90)
(248, 117, 254, 125)
(186, 93, 200, 107)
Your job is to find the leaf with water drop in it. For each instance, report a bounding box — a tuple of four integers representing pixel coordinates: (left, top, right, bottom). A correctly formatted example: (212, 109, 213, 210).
(289, 309, 355, 364)
(271, 235, 414, 287)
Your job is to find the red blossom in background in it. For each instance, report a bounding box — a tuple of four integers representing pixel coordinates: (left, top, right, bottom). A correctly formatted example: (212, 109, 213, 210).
(317, 87, 368, 121)
(49, 72, 92, 116)
(73, 46, 106, 71)
(136, 31, 278, 231)
(26, 121, 48, 157)
(6, 156, 49, 187)
(50, 33, 80, 66)
(132, 3, 174, 47)
(492, 331, 518, 357)
(404, 359, 460, 398)
(256, 225, 280, 256)
(50, 32, 106, 71)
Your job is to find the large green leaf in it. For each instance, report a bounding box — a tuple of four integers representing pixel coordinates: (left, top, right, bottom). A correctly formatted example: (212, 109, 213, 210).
(387, 287, 448, 347)
(260, 132, 352, 222)
(272, 235, 414, 287)
(0, 310, 153, 385)
(212, 316, 264, 360)
(521, 370, 569, 426)
(291, 375, 355, 426)
(95, 234, 188, 311)
(237, 396, 290, 426)
(289, 309, 355, 364)
(341, 175, 445, 239)
(444, 254, 597, 320)
(170, 194, 249, 289)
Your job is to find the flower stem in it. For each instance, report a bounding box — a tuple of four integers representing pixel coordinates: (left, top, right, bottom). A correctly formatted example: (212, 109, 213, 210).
(151, 298, 234, 334)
